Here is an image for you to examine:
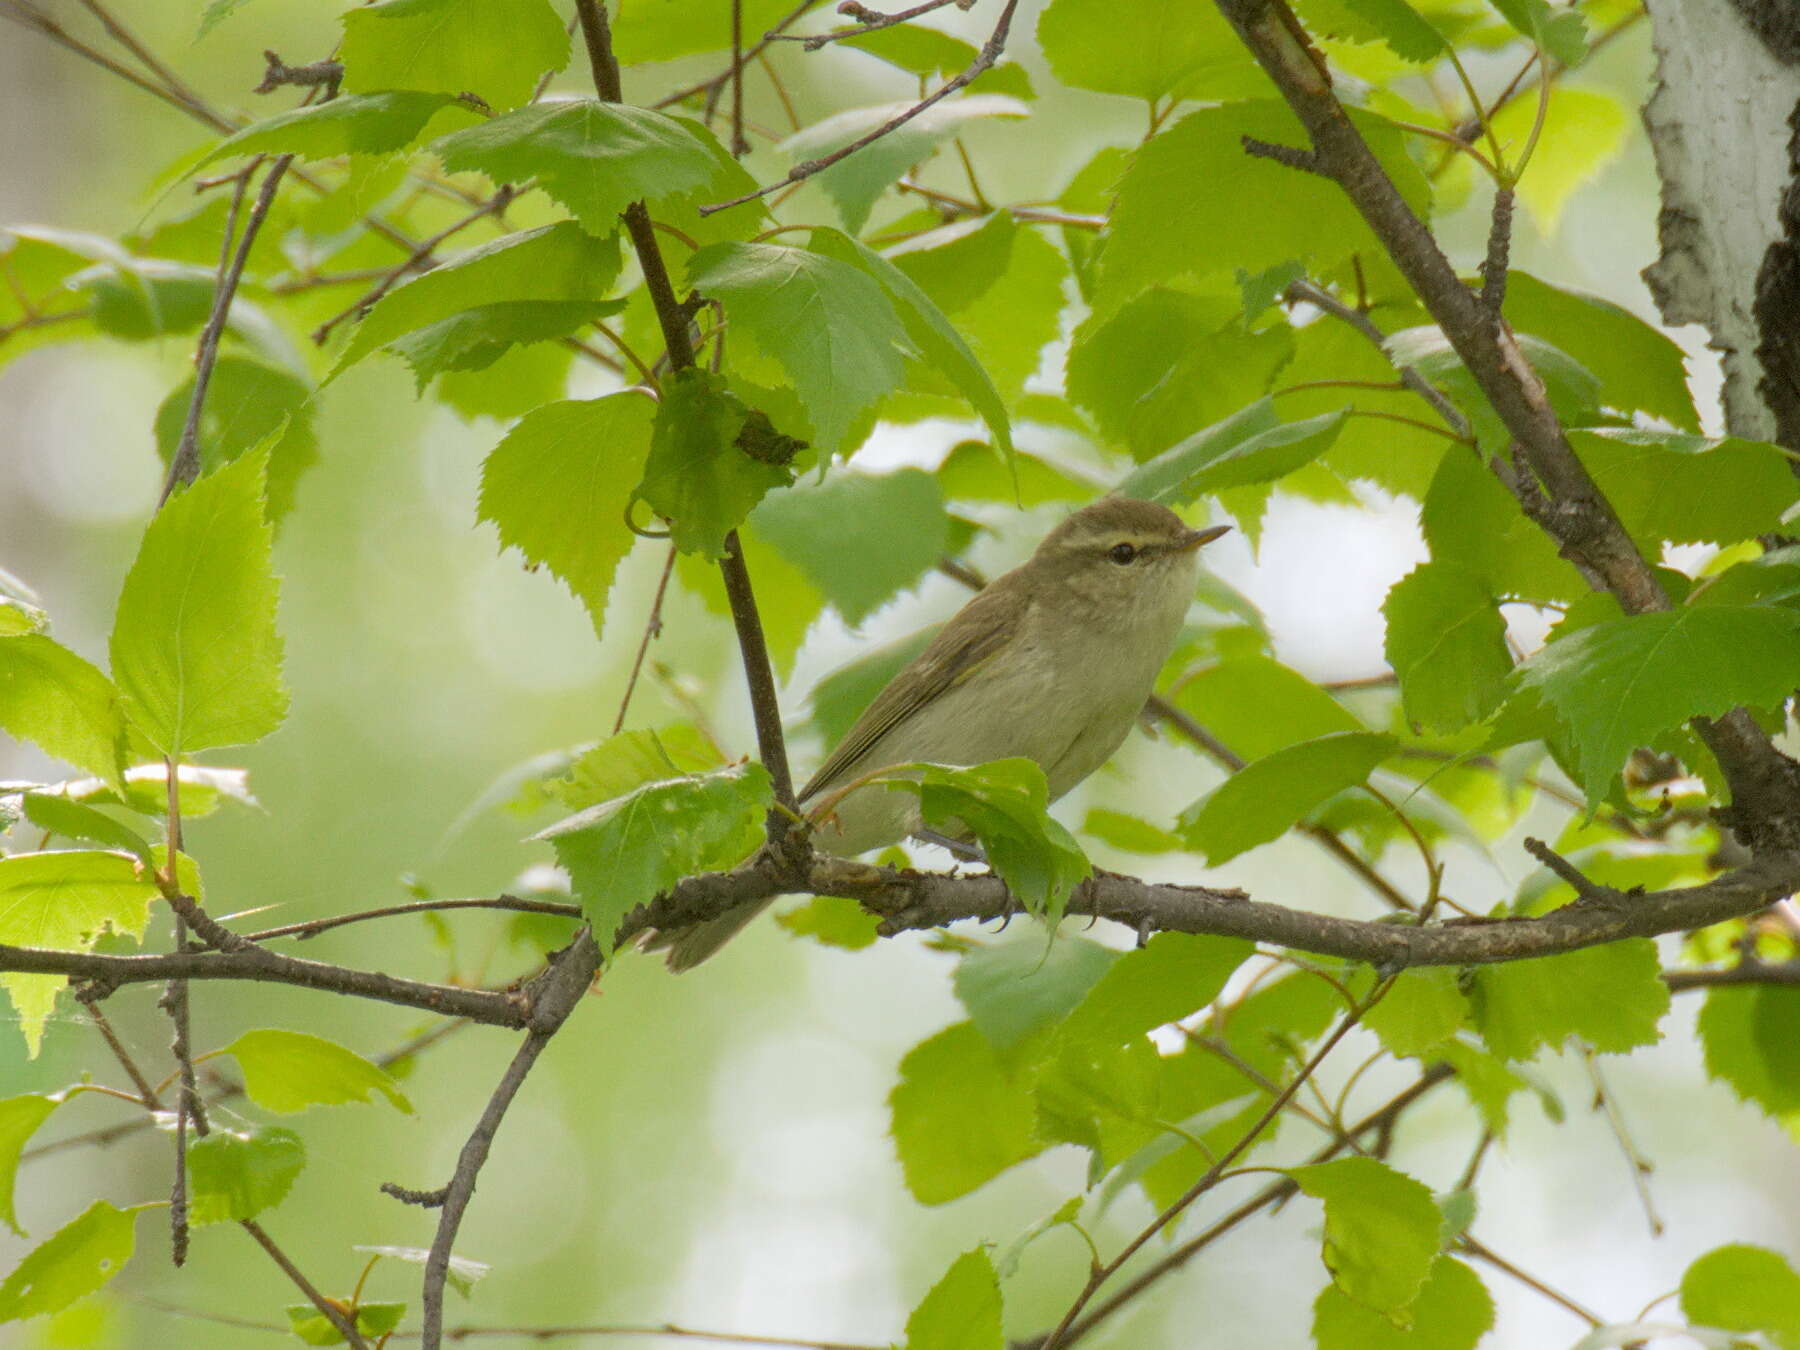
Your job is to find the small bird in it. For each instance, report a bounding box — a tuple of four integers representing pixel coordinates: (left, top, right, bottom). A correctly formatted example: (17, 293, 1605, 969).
(656, 497, 1229, 970)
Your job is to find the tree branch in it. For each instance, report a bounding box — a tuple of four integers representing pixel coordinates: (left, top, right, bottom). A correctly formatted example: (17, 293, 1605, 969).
(1215, 0, 1800, 850)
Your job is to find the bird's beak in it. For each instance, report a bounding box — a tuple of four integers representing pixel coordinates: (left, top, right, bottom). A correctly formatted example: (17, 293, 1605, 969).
(1176, 524, 1231, 552)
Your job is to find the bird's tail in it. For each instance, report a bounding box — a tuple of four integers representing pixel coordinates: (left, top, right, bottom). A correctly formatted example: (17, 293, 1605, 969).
(640, 897, 774, 972)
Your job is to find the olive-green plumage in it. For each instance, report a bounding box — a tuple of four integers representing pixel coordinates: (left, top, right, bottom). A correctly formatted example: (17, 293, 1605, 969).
(656, 497, 1227, 970)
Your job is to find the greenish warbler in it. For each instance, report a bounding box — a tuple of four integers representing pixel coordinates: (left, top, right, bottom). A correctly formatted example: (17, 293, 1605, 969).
(656, 498, 1229, 970)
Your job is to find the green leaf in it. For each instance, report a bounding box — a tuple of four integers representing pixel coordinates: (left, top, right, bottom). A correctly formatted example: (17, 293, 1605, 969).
(1515, 605, 1800, 805)
(1504, 273, 1698, 431)
(286, 1301, 408, 1347)
(340, 0, 569, 110)
(353, 1244, 489, 1298)
(1697, 985, 1800, 1121)
(1691, 546, 1800, 609)
(1572, 428, 1800, 550)
(1364, 968, 1465, 1057)
(637, 370, 797, 559)
(808, 228, 1013, 459)
(334, 223, 622, 375)
(953, 932, 1121, 1053)
(0, 851, 159, 1057)
(477, 393, 656, 632)
(222, 1029, 413, 1114)
(1293, 0, 1448, 62)
(1062, 933, 1253, 1047)
(1680, 1245, 1800, 1350)
(1467, 939, 1668, 1060)
(432, 101, 719, 233)
(939, 441, 1087, 506)
(1382, 562, 1512, 732)
(774, 895, 880, 950)
(842, 26, 1034, 100)
(903, 1248, 1002, 1350)
(62, 763, 256, 821)
(1420, 447, 1584, 603)
(20, 794, 151, 863)
(689, 242, 910, 455)
(391, 300, 624, 389)
(0, 636, 127, 787)
(535, 762, 772, 953)
(1314, 1254, 1494, 1350)
(1489, 0, 1587, 66)
(886, 760, 1092, 924)
(196, 92, 460, 169)
(0, 1095, 61, 1237)
(78, 260, 215, 341)
(1104, 102, 1431, 308)
(1493, 87, 1623, 233)
(1037, 0, 1263, 101)
(1119, 400, 1346, 502)
(1289, 1157, 1443, 1318)
(610, 0, 794, 63)
(434, 341, 575, 421)
(1070, 297, 1298, 461)
(109, 449, 287, 756)
(1179, 731, 1395, 865)
(0, 1200, 144, 1324)
(782, 95, 1028, 234)
(539, 726, 723, 813)
(1386, 326, 1598, 453)
(152, 357, 318, 525)
(749, 469, 946, 626)
(889, 1022, 1041, 1204)
(1173, 654, 1361, 761)
(188, 1125, 305, 1225)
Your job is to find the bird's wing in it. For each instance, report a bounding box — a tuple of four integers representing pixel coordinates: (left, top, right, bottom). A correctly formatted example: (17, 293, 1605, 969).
(800, 579, 1027, 802)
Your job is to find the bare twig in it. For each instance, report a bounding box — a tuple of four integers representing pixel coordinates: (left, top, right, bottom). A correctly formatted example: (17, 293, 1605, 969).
(614, 544, 681, 735)
(1459, 1233, 1605, 1327)
(1582, 1051, 1664, 1237)
(653, 0, 819, 109)
(700, 0, 1023, 215)
(243, 896, 580, 944)
(254, 49, 343, 96)
(773, 0, 965, 48)
(1480, 185, 1515, 312)
(1283, 278, 1469, 437)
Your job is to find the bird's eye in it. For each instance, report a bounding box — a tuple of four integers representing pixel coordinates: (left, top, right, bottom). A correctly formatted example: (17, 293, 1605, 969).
(1108, 542, 1137, 565)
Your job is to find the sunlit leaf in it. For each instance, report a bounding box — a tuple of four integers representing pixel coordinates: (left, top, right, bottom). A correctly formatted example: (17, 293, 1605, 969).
(222, 1029, 413, 1114)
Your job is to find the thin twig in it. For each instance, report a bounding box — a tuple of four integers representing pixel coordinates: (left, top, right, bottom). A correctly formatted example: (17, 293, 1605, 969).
(773, 0, 964, 49)
(1459, 1233, 1605, 1327)
(1582, 1051, 1664, 1237)
(653, 0, 818, 109)
(241, 1220, 371, 1349)
(614, 544, 681, 735)
(699, 0, 1024, 215)
(243, 896, 581, 944)
(159, 155, 294, 504)
(1283, 278, 1469, 437)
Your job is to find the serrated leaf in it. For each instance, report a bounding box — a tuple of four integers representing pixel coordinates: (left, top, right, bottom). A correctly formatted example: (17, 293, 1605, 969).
(1572, 428, 1800, 550)
(1179, 731, 1396, 864)
(808, 228, 1013, 459)
(889, 1022, 1041, 1204)
(0, 851, 159, 1057)
(0, 635, 127, 788)
(1420, 446, 1584, 603)
(109, 449, 287, 756)
(774, 895, 880, 950)
(1468, 938, 1668, 1060)
(432, 101, 719, 234)
(1516, 605, 1800, 804)
(1314, 1254, 1494, 1350)
(222, 1029, 413, 1114)
(903, 1248, 1002, 1350)
(637, 370, 796, 559)
(1364, 967, 1465, 1057)
(390, 301, 624, 388)
(881, 760, 1092, 924)
(1495, 86, 1626, 233)
(0, 1200, 145, 1323)
(1293, 0, 1448, 61)
(542, 726, 723, 814)
(842, 26, 1034, 100)
(953, 932, 1120, 1053)
(1120, 400, 1346, 502)
(1070, 297, 1297, 462)
(1037, 0, 1262, 101)
(477, 393, 655, 632)
(1062, 932, 1252, 1047)
(749, 468, 947, 626)
(195, 92, 460, 170)
(152, 357, 318, 525)
(688, 241, 910, 454)
(535, 762, 771, 952)
(1504, 272, 1698, 432)
(1386, 326, 1598, 453)
(0, 1095, 60, 1236)
(1681, 1245, 1800, 1350)
(334, 222, 623, 375)
(1104, 102, 1431, 308)
(782, 95, 1028, 234)
(1383, 562, 1512, 732)
(1289, 1158, 1443, 1318)
(1489, 0, 1587, 66)
(1698, 984, 1800, 1122)
(188, 1125, 305, 1225)
(341, 0, 569, 110)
